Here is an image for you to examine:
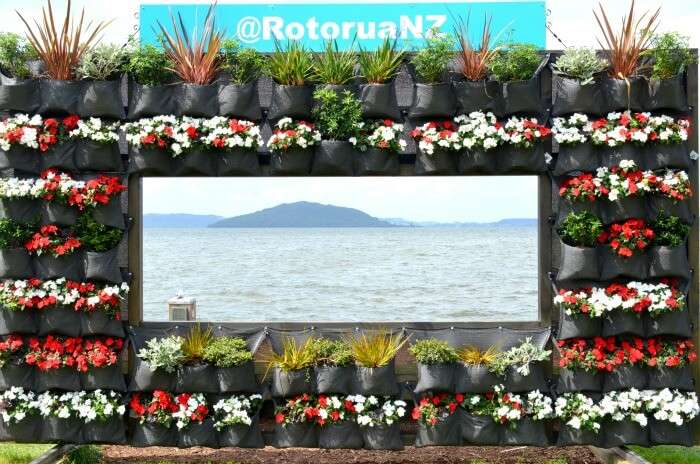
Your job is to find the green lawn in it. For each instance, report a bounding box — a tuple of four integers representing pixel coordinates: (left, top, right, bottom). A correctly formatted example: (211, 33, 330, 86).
(0, 443, 53, 464)
(629, 446, 700, 464)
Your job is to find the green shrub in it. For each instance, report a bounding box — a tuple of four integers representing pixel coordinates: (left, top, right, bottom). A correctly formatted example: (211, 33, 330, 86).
(267, 41, 314, 85)
(76, 43, 129, 80)
(0, 219, 35, 249)
(488, 43, 542, 82)
(409, 338, 458, 364)
(411, 30, 455, 83)
(220, 39, 267, 84)
(202, 337, 254, 367)
(137, 336, 185, 372)
(125, 44, 174, 86)
(0, 33, 38, 79)
(358, 37, 404, 83)
(312, 40, 356, 85)
(651, 214, 689, 247)
(310, 338, 353, 366)
(553, 47, 608, 84)
(62, 445, 102, 464)
(646, 32, 696, 80)
(74, 214, 123, 252)
(312, 88, 362, 140)
(557, 211, 603, 247)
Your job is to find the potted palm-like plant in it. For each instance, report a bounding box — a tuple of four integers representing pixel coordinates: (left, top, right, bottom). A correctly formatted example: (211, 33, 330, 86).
(488, 43, 547, 116)
(454, 345, 500, 393)
(357, 38, 403, 120)
(202, 336, 258, 393)
(0, 33, 40, 113)
(556, 211, 603, 282)
(176, 324, 218, 393)
(348, 329, 406, 396)
(269, 337, 316, 397)
(313, 40, 357, 94)
(311, 88, 362, 175)
(0, 219, 36, 279)
(310, 338, 354, 394)
(409, 30, 456, 118)
(410, 338, 458, 393)
(552, 47, 609, 116)
(125, 45, 176, 118)
(219, 39, 265, 120)
(75, 214, 123, 284)
(267, 41, 314, 120)
(645, 32, 695, 111)
(648, 214, 691, 279)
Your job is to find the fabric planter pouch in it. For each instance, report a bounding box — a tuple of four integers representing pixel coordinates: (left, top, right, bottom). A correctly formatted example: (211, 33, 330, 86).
(599, 144, 645, 171)
(217, 150, 261, 176)
(176, 363, 219, 393)
(0, 309, 37, 335)
(645, 142, 691, 171)
(599, 248, 648, 281)
(353, 361, 399, 396)
(556, 425, 603, 447)
(504, 362, 548, 392)
(81, 311, 125, 338)
(648, 196, 693, 225)
(0, 248, 33, 279)
(272, 367, 314, 398)
(602, 311, 645, 337)
(604, 419, 648, 447)
(415, 413, 461, 447)
(415, 150, 457, 175)
(454, 363, 501, 394)
(359, 83, 401, 120)
(553, 144, 600, 176)
(41, 416, 82, 443)
(312, 141, 355, 176)
(82, 417, 126, 444)
(75, 140, 122, 172)
(273, 422, 318, 448)
(497, 144, 546, 174)
(501, 75, 543, 116)
(0, 363, 34, 390)
(319, 421, 363, 449)
(558, 311, 603, 340)
(79, 80, 124, 119)
(354, 148, 400, 176)
(42, 142, 76, 172)
(408, 83, 456, 119)
(217, 415, 264, 448)
(556, 243, 599, 282)
(555, 199, 599, 229)
(128, 359, 176, 392)
(217, 362, 259, 393)
(315, 365, 352, 395)
(177, 83, 219, 117)
(0, 146, 40, 174)
(38, 80, 81, 114)
(178, 419, 218, 448)
(172, 150, 218, 176)
(602, 77, 646, 112)
(648, 245, 691, 279)
(645, 309, 693, 338)
(270, 149, 314, 176)
(0, 416, 41, 443)
(650, 419, 694, 446)
(647, 365, 694, 391)
(218, 82, 262, 121)
(602, 364, 647, 391)
(600, 196, 647, 225)
(0, 76, 38, 114)
(501, 417, 549, 447)
(552, 74, 605, 116)
(646, 75, 688, 112)
(414, 363, 455, 394)
(92, 198, 125, 230)
(38, 306, 82, 337)
(556, 368, 603, 393)
(361, 423, 404, 450)
(130, 422, 177, 447)
(127, 83, 177, 119)
(41, 202, 78, 227)
(85, 249, 122, 283)
(461, 411, 500, 445)
(128, 146, 172, 176)
(451, 79, 502, 115)
(36, 253, 84, 281)
(81, 365, 126, 392)
(268, 85, 313, 120)
(458, 149, 497, 174)
(35, 367, 81, 392)
(0, 198, 40, 223)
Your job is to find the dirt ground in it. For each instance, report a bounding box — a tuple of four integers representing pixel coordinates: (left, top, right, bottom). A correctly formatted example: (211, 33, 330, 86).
(101, 445, 602, 464)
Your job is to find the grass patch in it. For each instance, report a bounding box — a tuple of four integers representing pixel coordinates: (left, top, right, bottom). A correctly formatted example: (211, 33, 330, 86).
(629, 446, 700, 464)
(0, 443, 54, 464)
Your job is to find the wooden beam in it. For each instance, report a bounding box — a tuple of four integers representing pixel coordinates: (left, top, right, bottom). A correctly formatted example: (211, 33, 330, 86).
(29, 445, 77, 464)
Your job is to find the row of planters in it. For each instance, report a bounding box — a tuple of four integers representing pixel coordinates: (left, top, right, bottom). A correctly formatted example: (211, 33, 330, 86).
(0, 115, 123, 173)
(0, 335, 126, 391)
(556, 336, 696, 393)
(556, 164, 693, 226)
(0, 216, 125, 282)
(554, 280, 692, 339)
(551, 112, 692, 175)
(0, 171, 126, 229)
(556, 213, 691, 282)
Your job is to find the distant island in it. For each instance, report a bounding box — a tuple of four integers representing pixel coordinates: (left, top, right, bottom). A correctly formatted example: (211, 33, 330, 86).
(143, 202, 537, 228)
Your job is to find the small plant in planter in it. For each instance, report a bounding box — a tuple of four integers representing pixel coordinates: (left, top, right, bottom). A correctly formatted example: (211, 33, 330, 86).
(409, 30, 456, 118)
(75, 214, 123, 283)
(598, 389, 649, 447)
(137, 336, 185, 373)
(350, 119, 406, 175)
(176, 324, 218, 393)
(273, 394, 320, 448)
(488, 338, 550, 392)
(267, 41, 315, 120)
(357, 37, 404, 120)
(488, 43, 544, 115)
(72, 390, 127, 443)
(648, 169, 692, 223)
(412, 392, 462, 446)
(312, 39, 357, 87)
(310, 338, 354, 394)
(213, 393, 264, 448)
(644, 389, 699, 446)
(598, 218, 654, 258)
(0, 387, 42, 442)
(410, 120, 460, 175)
(0, 114, 65, 173)
(67, 117, 122, 171)
(0, 218, 36, 279)
(410, 338, 458, 393)
(129, 390, 179, 446)
(348, 329, 407, 396)
(559, 173, 599, 203)
(554, 47, 608, 86)
(202, 336, 258, 396)
(453, 111, 501, 173)
(644, 32, 695, 111)
(74, 43, 129, 118)
(24, 223, 83, 281)
(353, 395, 407, 450)
(596, 160, 650, 225)
(316, 394, 363, 449)
(0, 335, 29, 391)
(267, 118, 321, 175)
(555, 393, 604, 446)
(456, 345, 501, 393)
(649, 214, 691, 279)
(551, 113, 598, 175)
(552, 47, 608, 116)
(198, 116, 263, 176)
(650, 214, 689, 248)
(268, 337, 316, 398)
(557, 210, 603, 281)
(125, 45, 176, 118)
(123, 115, 190, 175)
(496, 115, 551, 173)
(171, 392, 216, 447)
(0, 32, 39, 80)
(219, 39, 265, 120)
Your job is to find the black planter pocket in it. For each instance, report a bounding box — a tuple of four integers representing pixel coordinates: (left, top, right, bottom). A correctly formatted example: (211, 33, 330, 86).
(599, 144, 644, 171)
(553, 144, 600, 176)
(648, 245, 691, 279)
(172, 150, 218, 176)
(75, 141, 122, 172)
(80, 80, 124, 119)
(557, 368, 602, 393)
(647, 365, 694, 391)
(217, 417, 264, 448)
(312, 141, 355, 176)
(415, 150, 457, 175)
(41, 202, 78, 227)
(41, 416, 82, 443)
(315, 365, 352, 395)
(218, 150, 260, 176)
(452, 79, 502, 115)
(273, 422, 318, 448)
(0, 77, 38, 113)
(319, 421, 363, 449)
(556, 243, 599, 282)
(362, 423, 403, 450)
(648, 196, 693, 225)
(35, 367, 80, 392)
(85, 249, 122, 283)
(354, 148, 400, 176)
(408, 83, 455, 119)
(177, 83, 219, 117)
(602, 364, 647, 391)
(501, 77, 542, 115)
(272, 367, 314, 398)
(0, 248, 33, 279)
(600, 196, 647, 225)
(454, 363, 501, 394)
(458, 150, 497, 174)
(82, 417, 126, 444)
(504, 362, 548, 392)
(0, 146, 40, 173)
(645, 142, 691, 171)
(602, 77, 646, 112)
(129, 146, 173, 176)
(92, 197, 125, 230)
(414, 363, 455, 394)
(129, 359, 176, 392)
(42, 142, 76, 172)
(270, 149, 314, 176)
(604, 420, 648, 447)
(128, 83, 177, 119)
(0, 309, 37, 335)
(178, 419, 218, 448)
(415, 413, 461, 447)
(353, 362, 399, 396)
(130, 422, 177, 447)
(268, 85, 313, 120)
(646, 75, 688, 112)
(38, 80, 81, 114)
(461, 412, 499, 445)
(501, 418, 549, 447)
(552, 75, 605, 116)
(558, 311, 603, 340)
(176, 363, 219, 393)
(81, 311, 125, 338)
(0, 416, 40, 443)
(217, 362, 259, 393)
(650, 419, 693, 446)
(556, 425, 602, 447)
(219, 82, 261, 121)
(38, 306, 82, 337)
(497, 144, 546, 174)
(599, 248, 648, 281)
(645, 309, 693, 338)
(0, 198, 40, 223)
(602, 311, 645, 337)
(0, 363, 34, 391)
(359, 83, 401, 120)
(81, 365, 126, 392)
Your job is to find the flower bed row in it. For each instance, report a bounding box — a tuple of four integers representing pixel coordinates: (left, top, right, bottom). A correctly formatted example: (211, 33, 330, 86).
(0, 335, 125, 391)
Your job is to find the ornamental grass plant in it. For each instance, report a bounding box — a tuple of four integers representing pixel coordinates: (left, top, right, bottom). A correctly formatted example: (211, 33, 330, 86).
(312, 40, 356, 85)
(347, 329, 408, 368)
(181, 323, 214, 363)
(358, 37, 404, 84)
(268, 337, 316, 372)
(458, 345, 499, 366)
(267, 40, 314, 86)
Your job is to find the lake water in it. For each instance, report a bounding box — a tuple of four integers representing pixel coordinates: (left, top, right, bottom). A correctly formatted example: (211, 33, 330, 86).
(143, 227, 538, 322)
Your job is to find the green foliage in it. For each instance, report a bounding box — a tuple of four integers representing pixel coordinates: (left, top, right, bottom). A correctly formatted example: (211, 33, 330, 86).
(409, 338, 459, 364)
(76, 43, 129, 80)
(629, 445, 700, 464)
(137, 336, 185, 373)
(267, 41, 314, 85)
(358, 37, 404, 83)
(488, 337, 551, 377)
(488, 43, 542, 82)
(220, 39, 267, 84)
(312, 88, 363, 140)
(411, 31, 455, 83)
(182, 324, 214, 362)
(310, 338, 354, 367)
(557, 211, 603, 247)
(646, 32, 696, 80)
(0, 443, 52, 464)
(0, 33, 38, 79)
(348, 329, 408, 368)
(202, 336, 253, 367)
(553, 47, 609, 84)
(74, 214, 123, 252)
(268, 337, 316, 372)
(125, 44, 174, 86)
(651, 214, 689, 247)
(0, 219, 35, 249)
(312, 40, 356, 85)
(61, 445, 102, 464)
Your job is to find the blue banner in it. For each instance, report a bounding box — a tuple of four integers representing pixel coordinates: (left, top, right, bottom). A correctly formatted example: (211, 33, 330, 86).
(140, 1, 546, 51)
